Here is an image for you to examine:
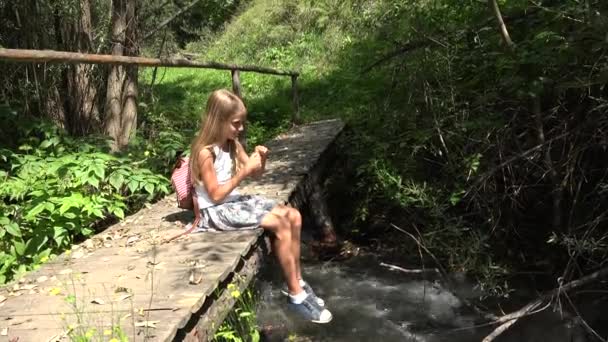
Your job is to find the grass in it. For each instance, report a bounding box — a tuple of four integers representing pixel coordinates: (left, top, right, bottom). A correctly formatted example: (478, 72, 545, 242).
(140, 67, 295, 151)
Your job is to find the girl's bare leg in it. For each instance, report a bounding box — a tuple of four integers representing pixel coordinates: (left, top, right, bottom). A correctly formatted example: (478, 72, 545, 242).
(269, 205, 303, 280)
(260, 211, 302, 295)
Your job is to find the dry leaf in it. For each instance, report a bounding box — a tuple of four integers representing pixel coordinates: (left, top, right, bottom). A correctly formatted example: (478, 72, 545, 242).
(83, 240, 94, 250)
(126, 236, 140, 246)
(102, 257, 110, 262)
(117, 293, 132, 302)
(120, 313, 132, 321)
(135, 320, 159, 328)
(21, 284, 37, 290)
(115, 286, 130, 293)
(71, 251, 85, 259)
(127, 265, 136, 271)
(0, 295, 6, 303)
(91, 298, 105, 305)
(1, 327, 7, 336)
(36, 276, 48, 283)
(188, 272, 203, 285)
(59, 269, 72, 275)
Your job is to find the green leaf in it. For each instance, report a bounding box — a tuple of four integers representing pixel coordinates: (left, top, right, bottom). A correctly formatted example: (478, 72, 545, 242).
(109, 172, 125, 190)
(5, 223, 21, 237)
(45, 202, 56, 213)
(112, 207, 125, 219)
(91, 164, 105, 179)
(14, 240, 25, 256)
(60, 201, 76, 215)
(144, 183, 155, 195)
(26, 202, 47, 219)
(92, 209, 104, 218)
(87, 177, 100, 189)
(63, 212, 77, 219)
(127, 180, 139, 193)
(39, 140, 53, 149)
(52, 226, 68, 246)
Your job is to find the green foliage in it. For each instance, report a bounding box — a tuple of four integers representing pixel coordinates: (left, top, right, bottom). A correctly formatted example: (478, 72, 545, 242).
(0, 119, 171, 283)
(214, 284, 260, 342)
(188, 0, 608, 294)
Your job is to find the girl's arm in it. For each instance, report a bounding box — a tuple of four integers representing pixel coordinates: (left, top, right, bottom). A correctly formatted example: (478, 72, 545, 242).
(235, 140, 250, 166)
(198, 147, 261, 203)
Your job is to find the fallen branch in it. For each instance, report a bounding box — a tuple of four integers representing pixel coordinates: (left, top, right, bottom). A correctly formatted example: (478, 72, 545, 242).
(483, 265, 608, 342)
(380, 262, 440, 274)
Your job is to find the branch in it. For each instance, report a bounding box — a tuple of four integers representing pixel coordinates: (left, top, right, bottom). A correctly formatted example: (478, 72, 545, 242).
(0, 48, 299, 76)
(483, 265, 608, 342)
(380, 262, 440, 274)
(361, 40, 427, 73)
(488, 0, 515, 47)
(142, 0, 203, 41)
(390, 223, 499, 322)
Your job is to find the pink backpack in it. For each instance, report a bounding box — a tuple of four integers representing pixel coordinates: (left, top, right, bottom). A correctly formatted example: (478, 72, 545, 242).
(171, 156, 194, 210)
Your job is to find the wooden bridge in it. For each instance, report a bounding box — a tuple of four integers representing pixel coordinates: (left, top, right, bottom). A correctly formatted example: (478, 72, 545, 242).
(0, 119, 344, 342)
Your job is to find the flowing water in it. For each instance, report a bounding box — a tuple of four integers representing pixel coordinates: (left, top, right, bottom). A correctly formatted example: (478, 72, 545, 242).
(255, 254, 488, 342)
(254, 253, 595, 342)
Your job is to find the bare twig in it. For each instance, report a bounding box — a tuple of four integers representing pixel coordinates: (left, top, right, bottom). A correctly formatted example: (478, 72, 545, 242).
(380, 262, 439, 274)
(390, 223, 449, 278)
(563, 292, 607, 342)
(361, 40, 427, 73)
(142, 0, 203, 41)
(482, 300, 546, 342)
(390, 223, 499, 322)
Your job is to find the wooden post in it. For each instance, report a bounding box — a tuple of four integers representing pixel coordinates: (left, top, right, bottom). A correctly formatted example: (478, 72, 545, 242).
(231, 69, 242, 97)
(291, 74, 300, 124)
(231, 69, 247, 149)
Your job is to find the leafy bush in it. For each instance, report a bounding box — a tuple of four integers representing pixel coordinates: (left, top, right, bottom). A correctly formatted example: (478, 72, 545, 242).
(0, 118, 172, 283)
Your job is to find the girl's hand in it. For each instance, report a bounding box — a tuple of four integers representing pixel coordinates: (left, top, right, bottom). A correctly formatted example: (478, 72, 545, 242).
(254, 146, 268, 175)
(254, 145, 269, 158)
(244, 152, 263, 176)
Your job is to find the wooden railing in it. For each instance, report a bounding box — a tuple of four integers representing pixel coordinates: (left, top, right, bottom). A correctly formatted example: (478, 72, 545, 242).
(0, 48, 301, 123)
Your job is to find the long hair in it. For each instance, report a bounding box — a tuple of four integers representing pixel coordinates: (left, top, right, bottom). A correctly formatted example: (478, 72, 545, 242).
(190, 89, 246, 184)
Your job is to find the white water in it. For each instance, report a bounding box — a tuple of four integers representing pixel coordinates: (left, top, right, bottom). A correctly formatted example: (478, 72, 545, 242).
(255, 255, 487, 341)
(254, 253, 594, 342)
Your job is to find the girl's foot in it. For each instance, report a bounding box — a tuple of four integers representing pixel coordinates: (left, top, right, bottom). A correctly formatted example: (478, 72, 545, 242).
(281, 280, 325, 307)
(287, 292, 332, 324)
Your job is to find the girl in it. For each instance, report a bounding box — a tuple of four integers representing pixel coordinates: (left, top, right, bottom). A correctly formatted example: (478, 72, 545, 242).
(190, 89, 332, 324)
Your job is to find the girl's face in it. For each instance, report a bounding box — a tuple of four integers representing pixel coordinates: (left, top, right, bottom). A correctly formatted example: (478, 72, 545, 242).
(223, 110, 246, 142)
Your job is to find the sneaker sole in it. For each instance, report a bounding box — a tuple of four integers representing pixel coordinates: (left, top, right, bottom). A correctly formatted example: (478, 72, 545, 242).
(311, 315, 333, 324)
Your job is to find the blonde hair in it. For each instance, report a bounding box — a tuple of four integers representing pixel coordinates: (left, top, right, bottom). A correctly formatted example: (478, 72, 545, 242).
(190, 89, 246, 184)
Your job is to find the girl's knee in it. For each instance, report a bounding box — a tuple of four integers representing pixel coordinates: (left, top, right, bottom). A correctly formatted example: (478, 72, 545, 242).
(275, 216, 292, 240)
(289, 207, 302, 224)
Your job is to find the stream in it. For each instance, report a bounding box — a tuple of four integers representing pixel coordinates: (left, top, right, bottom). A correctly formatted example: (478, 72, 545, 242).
(254, 252, 596, 342)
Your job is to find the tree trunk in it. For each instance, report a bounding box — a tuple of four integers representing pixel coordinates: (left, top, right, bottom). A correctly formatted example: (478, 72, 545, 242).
(105, 0, 139, 150)
(63, 0, 101, 135)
